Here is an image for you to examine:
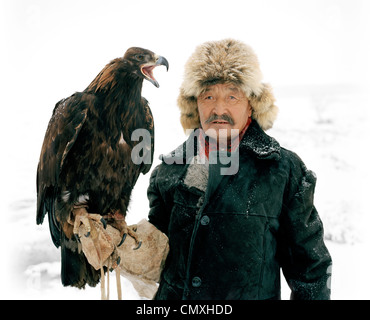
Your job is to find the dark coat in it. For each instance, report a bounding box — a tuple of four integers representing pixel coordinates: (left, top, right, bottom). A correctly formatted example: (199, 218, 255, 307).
(148, 120, 332, 300)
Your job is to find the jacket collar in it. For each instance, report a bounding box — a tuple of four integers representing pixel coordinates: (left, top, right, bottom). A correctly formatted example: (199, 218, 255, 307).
(238, 119, 281, 160)
(160, 119, 281, 163)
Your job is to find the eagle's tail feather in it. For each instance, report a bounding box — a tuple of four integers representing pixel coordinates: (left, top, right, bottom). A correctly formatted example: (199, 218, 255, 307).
(61, 236, 100, 288)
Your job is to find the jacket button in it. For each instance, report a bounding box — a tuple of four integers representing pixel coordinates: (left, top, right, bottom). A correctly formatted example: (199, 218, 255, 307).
(200, 215, 210, 226)
(192, 276, 202, 288)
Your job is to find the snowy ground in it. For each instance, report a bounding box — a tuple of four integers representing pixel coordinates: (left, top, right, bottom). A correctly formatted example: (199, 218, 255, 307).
(1, 0, 369, 300)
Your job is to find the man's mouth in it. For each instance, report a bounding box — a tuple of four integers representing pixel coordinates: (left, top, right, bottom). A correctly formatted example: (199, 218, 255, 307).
(211, 120, 229, 124)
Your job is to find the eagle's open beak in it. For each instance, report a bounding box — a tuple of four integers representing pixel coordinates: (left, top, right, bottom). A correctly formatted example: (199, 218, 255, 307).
(141, 55, 169, 88)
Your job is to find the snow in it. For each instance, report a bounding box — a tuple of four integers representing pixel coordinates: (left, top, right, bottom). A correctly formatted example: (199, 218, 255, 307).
(1, 0, 369, 300)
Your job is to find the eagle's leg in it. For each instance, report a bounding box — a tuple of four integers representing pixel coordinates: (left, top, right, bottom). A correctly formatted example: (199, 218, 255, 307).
(68, 206, 106, 241)
(104, 210, 142, 250)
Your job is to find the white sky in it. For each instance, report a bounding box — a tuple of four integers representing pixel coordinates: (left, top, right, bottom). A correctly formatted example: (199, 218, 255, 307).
(2, 0, 369, 90)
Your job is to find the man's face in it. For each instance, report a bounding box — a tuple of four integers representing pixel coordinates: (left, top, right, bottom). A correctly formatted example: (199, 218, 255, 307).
(197, 83, 252, 140)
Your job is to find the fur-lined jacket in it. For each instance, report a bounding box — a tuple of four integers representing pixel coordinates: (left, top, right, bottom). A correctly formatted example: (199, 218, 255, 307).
(148, 120, 332, 300)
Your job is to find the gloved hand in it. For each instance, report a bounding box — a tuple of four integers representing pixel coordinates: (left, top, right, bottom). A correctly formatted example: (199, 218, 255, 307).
(78, 218, 169, 299)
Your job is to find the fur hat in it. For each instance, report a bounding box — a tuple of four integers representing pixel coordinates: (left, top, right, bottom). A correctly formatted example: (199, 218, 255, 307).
(177, 39, 278, 131)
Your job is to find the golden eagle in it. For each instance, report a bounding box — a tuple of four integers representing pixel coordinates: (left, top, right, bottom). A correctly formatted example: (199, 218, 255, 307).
(36, 47, 168, 288)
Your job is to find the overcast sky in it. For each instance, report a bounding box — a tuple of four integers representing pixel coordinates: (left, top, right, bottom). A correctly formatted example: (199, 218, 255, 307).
(2, 0, 369, 89)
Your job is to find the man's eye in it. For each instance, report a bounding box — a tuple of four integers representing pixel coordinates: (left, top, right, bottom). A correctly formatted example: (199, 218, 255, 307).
(205, 96, 213, 100)
(229, 96, 237, 100)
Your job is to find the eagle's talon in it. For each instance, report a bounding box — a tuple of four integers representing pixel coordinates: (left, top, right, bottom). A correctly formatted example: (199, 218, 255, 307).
(118, 233, 127, 247)
(74, 233, 81, 243)
(133, 241, 142, 250)
(100, 218, 107, 229)
(71, 206, 92, 241)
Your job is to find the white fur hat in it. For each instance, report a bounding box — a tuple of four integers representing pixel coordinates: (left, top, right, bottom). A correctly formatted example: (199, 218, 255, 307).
(177, 39, 278, 131)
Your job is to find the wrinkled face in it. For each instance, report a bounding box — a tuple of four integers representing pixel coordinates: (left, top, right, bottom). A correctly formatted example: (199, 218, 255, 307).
(197, 83, 252, 140)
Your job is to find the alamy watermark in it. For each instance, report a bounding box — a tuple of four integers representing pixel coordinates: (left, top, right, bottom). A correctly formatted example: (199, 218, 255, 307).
(130, 128, 240, 175)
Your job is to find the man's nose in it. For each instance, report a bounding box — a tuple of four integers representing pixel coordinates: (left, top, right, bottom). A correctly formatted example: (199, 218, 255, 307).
(212, 100, 227, 115)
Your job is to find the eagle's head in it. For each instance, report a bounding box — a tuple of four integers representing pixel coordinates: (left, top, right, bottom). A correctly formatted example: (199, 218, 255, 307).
(123, 47, 169, 88)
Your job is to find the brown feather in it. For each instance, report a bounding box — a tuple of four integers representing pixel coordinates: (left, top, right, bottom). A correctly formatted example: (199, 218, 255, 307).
(36, 47, 159, 288)
(86, 59, 120, 93)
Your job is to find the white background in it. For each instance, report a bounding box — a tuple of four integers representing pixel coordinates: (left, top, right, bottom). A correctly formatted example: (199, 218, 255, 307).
(0, 0, 369, 299)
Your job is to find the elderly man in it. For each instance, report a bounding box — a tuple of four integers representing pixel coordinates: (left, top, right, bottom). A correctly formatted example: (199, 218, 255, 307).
(147, 39, 332, 300)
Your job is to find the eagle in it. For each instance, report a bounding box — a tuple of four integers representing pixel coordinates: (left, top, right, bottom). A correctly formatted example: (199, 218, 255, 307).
(36, 47, 169, 288)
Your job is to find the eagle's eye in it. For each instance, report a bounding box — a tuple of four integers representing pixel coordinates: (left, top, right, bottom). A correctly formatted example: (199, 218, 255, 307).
(135, 54, 145, 61)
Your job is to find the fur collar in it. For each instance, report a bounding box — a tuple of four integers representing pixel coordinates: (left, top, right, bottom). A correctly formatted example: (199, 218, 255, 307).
(183, 155, 209, 192)
(239, 119, 281, 160)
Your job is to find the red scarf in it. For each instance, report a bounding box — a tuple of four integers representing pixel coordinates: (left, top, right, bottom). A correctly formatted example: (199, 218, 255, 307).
(199, 117, 252, 159)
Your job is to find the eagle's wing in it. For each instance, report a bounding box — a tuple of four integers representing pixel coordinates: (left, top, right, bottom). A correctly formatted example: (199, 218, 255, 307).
(36, 92, 92, 247)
